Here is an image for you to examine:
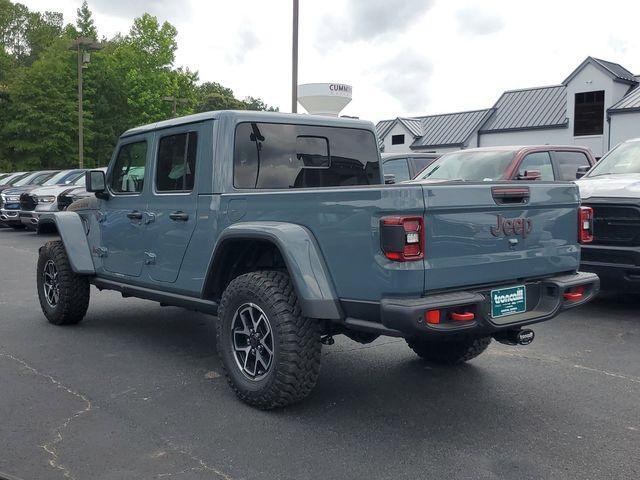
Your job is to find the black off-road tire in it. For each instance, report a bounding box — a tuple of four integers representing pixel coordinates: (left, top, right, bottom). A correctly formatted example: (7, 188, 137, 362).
(37, 240, 90, 326)
(216, 271, 322, 409)
(406, 336, 492, 365)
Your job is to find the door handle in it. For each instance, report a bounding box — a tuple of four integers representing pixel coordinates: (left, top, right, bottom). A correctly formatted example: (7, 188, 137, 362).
(169, 211, 189, 222)
(126, 211, 143, 220)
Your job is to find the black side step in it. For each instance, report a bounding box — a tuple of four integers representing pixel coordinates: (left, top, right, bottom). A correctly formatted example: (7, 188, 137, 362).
(91, 278, 219, 315)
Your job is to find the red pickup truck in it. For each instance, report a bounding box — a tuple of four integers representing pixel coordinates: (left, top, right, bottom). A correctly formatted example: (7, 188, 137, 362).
(414, 146, 596, 182)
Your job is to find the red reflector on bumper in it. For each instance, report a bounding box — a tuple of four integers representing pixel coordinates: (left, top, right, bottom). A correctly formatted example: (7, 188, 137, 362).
(563, 285, 585, 301)
(425, 310, 440, 324)
(451, 312, 475, 321)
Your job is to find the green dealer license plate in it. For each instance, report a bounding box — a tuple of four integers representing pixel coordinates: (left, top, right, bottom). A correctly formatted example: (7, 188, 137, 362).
(491, 285, 526, 318)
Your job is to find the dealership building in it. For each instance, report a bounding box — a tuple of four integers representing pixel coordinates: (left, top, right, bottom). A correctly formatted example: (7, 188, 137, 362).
(376, 57, 640, 158)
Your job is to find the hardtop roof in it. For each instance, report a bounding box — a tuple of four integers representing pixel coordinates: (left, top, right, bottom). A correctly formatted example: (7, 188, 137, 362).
(121, 110, 375, 138)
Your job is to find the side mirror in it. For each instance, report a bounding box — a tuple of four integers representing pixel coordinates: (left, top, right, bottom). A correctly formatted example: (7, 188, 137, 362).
(576, 165, 591, 179)
(86, 170, 107, 199)
(517, 169, 541, 181)
(384, 173, 396, 185)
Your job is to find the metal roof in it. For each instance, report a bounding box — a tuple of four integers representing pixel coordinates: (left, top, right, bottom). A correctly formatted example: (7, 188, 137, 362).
(410, 109, 494, 148)
(480, 85, 568, 133)
(609, 86, 640, 113)
(375, 119, 395, 143)
(592, 58, 637, 84)
(397, 117, 423, 137)
(563, 57, 638, 85)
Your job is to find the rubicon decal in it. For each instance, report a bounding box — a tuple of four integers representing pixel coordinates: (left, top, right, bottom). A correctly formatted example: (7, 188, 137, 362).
(490, 214, 533, 238)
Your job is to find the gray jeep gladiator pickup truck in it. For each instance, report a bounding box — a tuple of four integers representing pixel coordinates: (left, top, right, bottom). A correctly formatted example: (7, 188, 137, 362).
(36, 111, 599, 409)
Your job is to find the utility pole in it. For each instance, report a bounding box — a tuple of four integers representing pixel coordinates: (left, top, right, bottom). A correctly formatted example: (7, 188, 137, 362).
(70, 37, 101, 169)
(292, 0, 299, 113)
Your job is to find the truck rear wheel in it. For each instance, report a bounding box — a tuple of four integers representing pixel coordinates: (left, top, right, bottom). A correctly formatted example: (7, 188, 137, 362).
(406, 336, 491, 365)
(37, 241, 90, 325)
(216, 271, 322, 409)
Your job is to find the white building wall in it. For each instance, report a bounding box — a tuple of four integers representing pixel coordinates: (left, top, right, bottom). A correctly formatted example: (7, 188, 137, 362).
(610, 112, 640, 148)
(381, 123, 415, 153)
(478, 128, 569, 147)
(565, 63, 629, 157)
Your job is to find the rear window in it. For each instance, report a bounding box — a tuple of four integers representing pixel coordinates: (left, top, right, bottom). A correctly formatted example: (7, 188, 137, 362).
(416, 150, 516, 181)
(233, 122, 380, 189)
(554, 151, 591, 180)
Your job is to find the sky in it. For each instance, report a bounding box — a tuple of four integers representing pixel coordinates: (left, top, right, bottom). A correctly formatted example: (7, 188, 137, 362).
(19, 0, 640, 123)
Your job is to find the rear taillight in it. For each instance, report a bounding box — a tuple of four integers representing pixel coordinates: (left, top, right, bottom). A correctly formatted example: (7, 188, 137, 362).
(380, 216, 424, 261)
(579, 206, 593, 244)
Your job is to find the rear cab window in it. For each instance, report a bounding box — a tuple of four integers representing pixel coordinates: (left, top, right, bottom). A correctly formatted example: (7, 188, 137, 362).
(233, 122, 381, 189)
(553, 151, 591, 180)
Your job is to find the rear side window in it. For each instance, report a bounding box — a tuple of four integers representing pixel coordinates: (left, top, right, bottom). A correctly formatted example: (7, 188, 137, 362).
(518, 152, 554, 180)
(156, 132, 198, 192)
(110, 141, 148, 193)
(383, 158, 411, 182)
(554, 151, 590, 180)
(233, 122, 380, 189)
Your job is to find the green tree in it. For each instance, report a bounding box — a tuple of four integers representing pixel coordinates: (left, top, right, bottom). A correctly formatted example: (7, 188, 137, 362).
(76, 0, 97, 39)
(3, 37, 78, 170)
(243, 96, 278, 112)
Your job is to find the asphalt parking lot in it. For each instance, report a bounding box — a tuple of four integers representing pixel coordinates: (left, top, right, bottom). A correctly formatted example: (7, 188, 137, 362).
(0, 229, 638, 480)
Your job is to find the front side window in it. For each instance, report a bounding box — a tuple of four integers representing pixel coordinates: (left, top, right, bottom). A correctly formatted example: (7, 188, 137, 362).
(554, 151, 590, 180)
(156, 132, 198, 192)
(234, 122, 380, 189)
(110, 141, 148, 193)
(574, 90, 604, 136)
(383, 158, 411, 182)
(417, 150, 516, 182)
(517, 152, 554, 180)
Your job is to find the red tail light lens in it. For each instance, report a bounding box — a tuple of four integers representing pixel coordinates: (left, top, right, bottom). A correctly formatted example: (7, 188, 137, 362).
(380, 216, 424, 262)
(579, 206, 593, 244)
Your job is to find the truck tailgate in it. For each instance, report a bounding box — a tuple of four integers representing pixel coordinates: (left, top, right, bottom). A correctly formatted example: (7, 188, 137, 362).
(421, 182, 581, 292)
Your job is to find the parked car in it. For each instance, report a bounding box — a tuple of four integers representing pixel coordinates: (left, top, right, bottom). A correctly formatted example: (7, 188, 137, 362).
(382, 153, 439, 183)
(18, 169, 85, 230)
(0, 171, 57, 228)
(37, 111, 598, 409)
(414, 146, 596, 182)
(0, 171, 29, 188)
(577, 138, 640, 292)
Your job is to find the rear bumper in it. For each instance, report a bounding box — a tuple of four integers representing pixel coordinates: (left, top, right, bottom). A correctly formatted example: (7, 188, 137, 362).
(344, 272, 599, 339)
(580, 244, 640, 293)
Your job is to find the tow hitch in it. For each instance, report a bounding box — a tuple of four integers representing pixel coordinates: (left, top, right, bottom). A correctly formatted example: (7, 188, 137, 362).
(494, 328, 535, 346)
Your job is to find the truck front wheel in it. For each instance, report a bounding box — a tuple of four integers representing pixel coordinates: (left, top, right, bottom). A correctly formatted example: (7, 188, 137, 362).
(216, 271, 322, 409)
(36, 240, 90, 325)
(406, 336, 491, 365)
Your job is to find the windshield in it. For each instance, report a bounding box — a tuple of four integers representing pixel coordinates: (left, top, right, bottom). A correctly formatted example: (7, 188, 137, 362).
(42, 170, 83, 186)
(3, 173, 28, 185)
(586, 141, 640, 177)
(13, 171, 52, 186)
(416, 150, 516, 181)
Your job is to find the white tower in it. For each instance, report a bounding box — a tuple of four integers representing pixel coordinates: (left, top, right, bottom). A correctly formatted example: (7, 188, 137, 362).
(297, 83, 353, 117)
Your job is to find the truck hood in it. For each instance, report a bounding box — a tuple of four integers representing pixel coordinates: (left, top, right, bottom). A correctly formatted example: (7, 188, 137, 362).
(27, 184, 74, 196)
(2, 185, 40, 196)
(576, 173, 640, 199)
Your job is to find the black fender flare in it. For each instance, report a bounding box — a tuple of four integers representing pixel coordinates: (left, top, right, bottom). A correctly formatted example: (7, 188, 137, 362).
(205, 221, 342, 320)
(38, 212, 95, 275)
